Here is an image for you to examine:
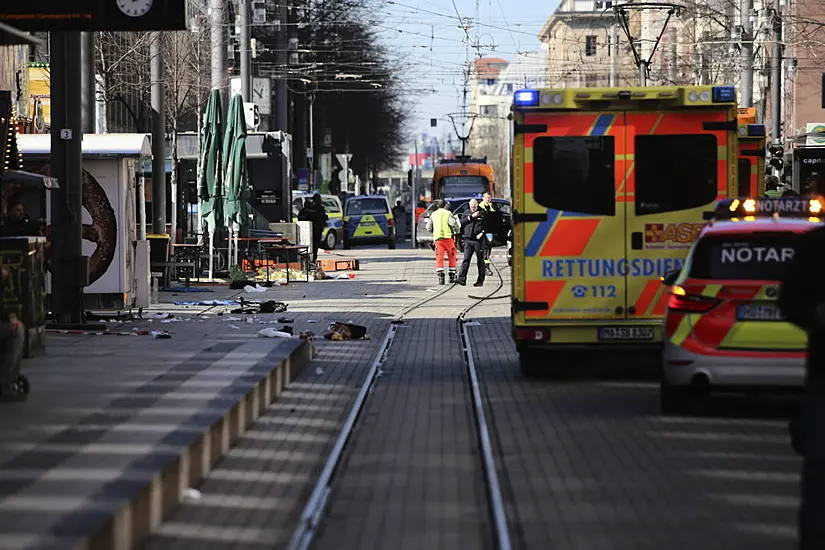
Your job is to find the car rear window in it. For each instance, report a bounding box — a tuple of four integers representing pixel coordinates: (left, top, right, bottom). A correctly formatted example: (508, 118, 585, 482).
(322, 198, 341, 212)
(689, 233, 801, 280)
(346, 198, 389, 215)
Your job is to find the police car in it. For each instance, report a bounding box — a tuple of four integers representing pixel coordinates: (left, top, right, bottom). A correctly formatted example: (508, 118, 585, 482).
(659, 196, 821, 414)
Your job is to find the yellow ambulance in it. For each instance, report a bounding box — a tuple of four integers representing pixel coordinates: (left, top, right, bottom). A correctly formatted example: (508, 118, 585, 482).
(510, 85, 739, 376)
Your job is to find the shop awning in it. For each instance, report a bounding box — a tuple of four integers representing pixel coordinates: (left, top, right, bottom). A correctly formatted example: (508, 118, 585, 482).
(0, 169, 58, 189)
(0, 22, 42, 47)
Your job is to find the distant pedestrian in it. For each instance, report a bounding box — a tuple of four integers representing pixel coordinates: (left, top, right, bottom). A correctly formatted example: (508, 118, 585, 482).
(298, 193, 328, 263)
(392, 200, 407, 242)
(478, 192, 500, 276)
(456, 198, 486, 287)
(778, 213, 825, 549)
(425, 199, 458, 285)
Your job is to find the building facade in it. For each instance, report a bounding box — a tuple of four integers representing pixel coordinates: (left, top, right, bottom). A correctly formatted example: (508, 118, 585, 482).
(467, 53, 548, 198)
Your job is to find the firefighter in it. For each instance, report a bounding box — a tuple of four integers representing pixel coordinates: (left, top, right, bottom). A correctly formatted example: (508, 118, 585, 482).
(425, 199, 459, 284)
(479, 192, 498, 276)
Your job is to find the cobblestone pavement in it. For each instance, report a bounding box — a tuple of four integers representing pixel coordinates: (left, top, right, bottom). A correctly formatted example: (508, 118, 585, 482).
(466, 264, 800, 550)
(0, 293, 306, 548)
(148, 249, 800, 550)
(143, 244, 493, 549)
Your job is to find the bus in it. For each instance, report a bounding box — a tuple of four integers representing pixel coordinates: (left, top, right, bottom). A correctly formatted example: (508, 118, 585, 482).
(433, 157, 495, 198)
(736, 107, 766, 197)
(509, 85, 739, 377)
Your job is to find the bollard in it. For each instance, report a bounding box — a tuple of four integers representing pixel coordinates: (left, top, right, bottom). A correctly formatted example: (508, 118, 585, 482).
(151, 272, 161, 305)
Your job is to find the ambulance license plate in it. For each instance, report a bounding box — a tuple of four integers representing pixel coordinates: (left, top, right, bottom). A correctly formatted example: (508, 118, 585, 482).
(737, 304, 783, 321)
(598, 327, 654, 341)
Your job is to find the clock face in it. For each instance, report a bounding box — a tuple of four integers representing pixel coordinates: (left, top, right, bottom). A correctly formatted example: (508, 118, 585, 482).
(116, 0, 154, 17)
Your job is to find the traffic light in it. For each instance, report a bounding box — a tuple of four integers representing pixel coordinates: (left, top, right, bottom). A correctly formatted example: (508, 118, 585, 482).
(769, 144, 784, 172)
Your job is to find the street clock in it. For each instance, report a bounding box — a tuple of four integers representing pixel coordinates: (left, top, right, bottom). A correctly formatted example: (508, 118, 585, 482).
(0, 1, 187, 31)
(116, 0, 154, 18)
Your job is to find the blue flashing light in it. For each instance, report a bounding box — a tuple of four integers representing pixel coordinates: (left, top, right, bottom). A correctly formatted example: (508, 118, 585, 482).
(747, 124, 766, 137)
(514, 89, 539, 106)
(712, 85, 736, 103)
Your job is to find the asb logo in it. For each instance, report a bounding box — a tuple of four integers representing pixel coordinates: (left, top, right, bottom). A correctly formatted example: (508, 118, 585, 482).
(644, 223, 705, 244)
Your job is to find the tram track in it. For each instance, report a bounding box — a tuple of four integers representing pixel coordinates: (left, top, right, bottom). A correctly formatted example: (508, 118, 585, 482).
(285, 259, 514, 550)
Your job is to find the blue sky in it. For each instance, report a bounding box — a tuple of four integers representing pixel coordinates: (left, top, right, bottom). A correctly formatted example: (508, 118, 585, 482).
(375, 0, 558, 142)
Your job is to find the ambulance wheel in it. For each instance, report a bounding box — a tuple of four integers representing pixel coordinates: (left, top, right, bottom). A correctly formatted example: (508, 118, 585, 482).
(518, 350, 542, 378)
(324, 231, 337, 250)
(660, 378, 692, 415)
(388, 238, 396, 250)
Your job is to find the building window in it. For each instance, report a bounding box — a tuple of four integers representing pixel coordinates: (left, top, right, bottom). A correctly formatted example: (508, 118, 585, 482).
(506, 83, 514, 91)
(585, 35, 597, 56)
(487, 78, 496, 86)
(480, 105, 498, 116)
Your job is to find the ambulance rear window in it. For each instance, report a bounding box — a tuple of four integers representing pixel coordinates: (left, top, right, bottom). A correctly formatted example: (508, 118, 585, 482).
(532, 136, 615, 216)
(689, 233, 801, 280)
(635, 134, 718, 215)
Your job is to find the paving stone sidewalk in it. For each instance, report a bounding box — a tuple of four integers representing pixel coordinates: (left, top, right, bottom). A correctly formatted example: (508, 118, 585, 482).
(468, 315, 800, 550)
(143, 247, 478, 549)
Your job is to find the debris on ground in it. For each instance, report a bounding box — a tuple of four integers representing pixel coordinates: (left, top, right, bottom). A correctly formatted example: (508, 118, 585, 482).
(244, 283, 268, 293)
(257, 328, 293, 338)
(259, 300, 288, 314)
(151, 330, 172, 339)
(182, 488, 202, 501)
(315, 367, 324, 376)
(278, 325, 294, 335)
(324, 321, 368, 341)
(164, 287, 214, 293)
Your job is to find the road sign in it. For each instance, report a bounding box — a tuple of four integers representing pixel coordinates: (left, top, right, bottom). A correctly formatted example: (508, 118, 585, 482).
(254, 189, 279, 206)
(0, 1, 188, 31)
(243, 103, 260, 130)
(336, 153, 352, 167)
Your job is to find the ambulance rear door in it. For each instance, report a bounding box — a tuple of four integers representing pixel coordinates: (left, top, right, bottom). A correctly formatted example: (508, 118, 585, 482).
(623, 108, 735, 321)
(514, 110, 626, 324)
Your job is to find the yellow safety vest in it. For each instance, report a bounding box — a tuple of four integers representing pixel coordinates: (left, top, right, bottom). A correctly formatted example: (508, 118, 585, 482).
(480, 202, 495, 212)
(431, 208, 454, 240)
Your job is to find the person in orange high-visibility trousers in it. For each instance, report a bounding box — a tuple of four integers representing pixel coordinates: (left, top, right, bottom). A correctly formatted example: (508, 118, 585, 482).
(426, 199, 459, 284)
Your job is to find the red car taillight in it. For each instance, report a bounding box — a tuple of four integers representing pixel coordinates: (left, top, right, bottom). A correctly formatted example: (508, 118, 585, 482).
(513, 328, 550, 342)
(667, 285, 722, 313)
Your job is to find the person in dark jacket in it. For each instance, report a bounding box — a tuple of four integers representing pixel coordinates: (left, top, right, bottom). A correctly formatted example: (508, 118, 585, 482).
(456, 198, 486, 287)
(778, 191, 825, 549)
(298, 194, 328, 263)
(0, 201, 41, 238)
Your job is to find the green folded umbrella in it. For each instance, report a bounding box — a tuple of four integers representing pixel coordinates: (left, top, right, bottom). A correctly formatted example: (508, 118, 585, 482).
(222, 94, 248, 230)
(198, 89, 224, 234)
